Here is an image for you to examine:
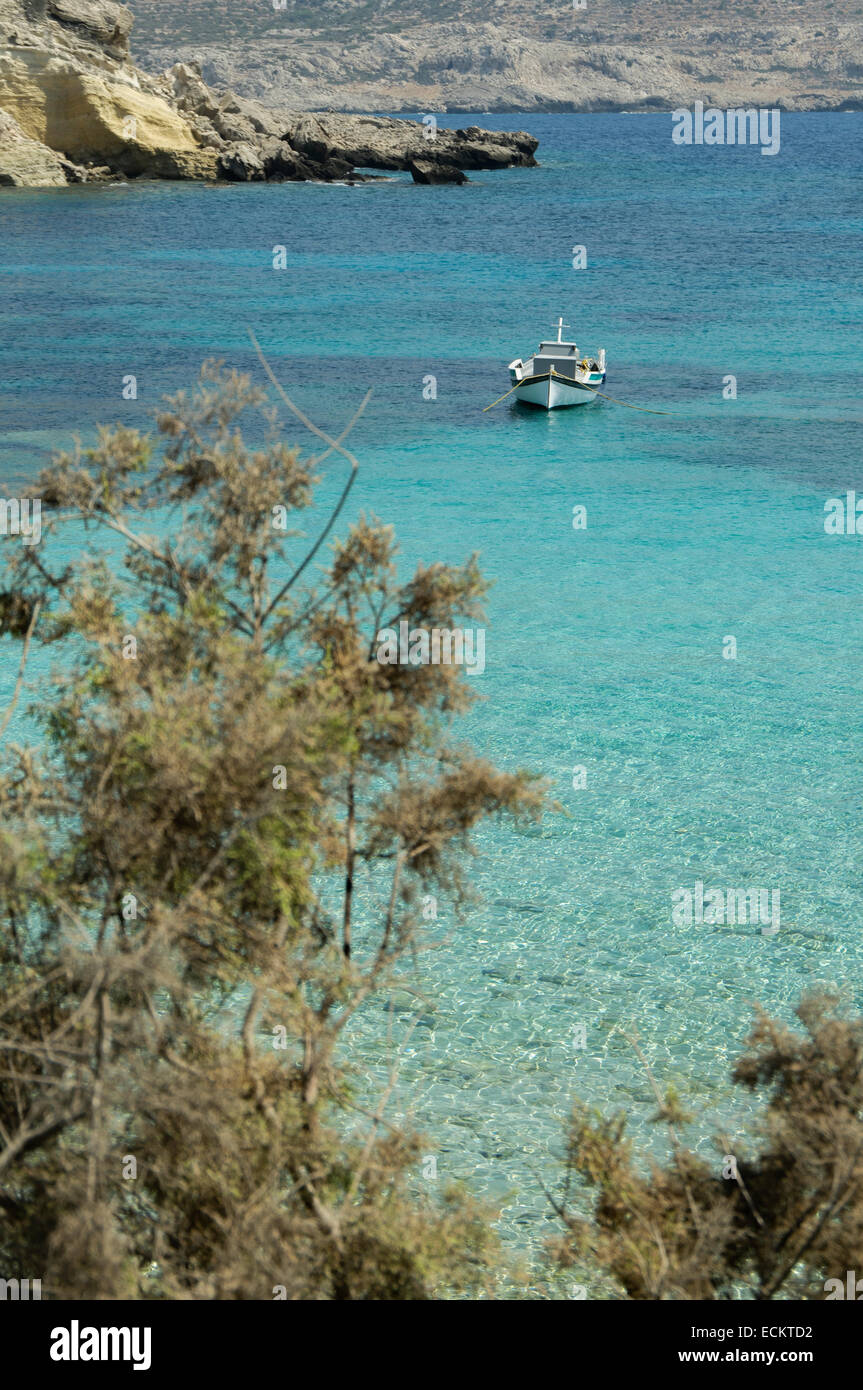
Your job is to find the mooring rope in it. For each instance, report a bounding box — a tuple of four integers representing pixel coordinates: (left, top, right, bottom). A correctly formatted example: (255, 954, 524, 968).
(481, 382, 522, 411)
(577, 380, 674, 415)
(482, 369, 674, 416)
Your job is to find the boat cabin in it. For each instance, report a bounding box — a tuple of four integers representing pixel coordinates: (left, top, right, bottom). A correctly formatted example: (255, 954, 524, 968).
(532, 341, 581, 378)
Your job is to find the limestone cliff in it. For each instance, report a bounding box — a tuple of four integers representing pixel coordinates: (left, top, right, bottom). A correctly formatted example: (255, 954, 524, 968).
(0, 0, 217, 178)
(0, 105, 68, 182)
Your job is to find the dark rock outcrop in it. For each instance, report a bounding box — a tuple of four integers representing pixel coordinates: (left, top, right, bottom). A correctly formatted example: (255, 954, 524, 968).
(408, 159, 466, 185)
(216, 140, 264, 181)
(283, 111, 537, 174)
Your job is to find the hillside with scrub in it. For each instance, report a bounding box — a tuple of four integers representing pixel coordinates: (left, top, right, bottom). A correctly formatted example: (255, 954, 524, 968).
(129, 0, 863, 112)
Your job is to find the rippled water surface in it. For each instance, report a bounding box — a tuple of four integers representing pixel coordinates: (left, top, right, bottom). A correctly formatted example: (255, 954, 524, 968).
(2, 112, 862, 1263)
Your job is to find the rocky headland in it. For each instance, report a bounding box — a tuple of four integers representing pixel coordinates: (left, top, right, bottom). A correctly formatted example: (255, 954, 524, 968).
(0, 0, 538, 186)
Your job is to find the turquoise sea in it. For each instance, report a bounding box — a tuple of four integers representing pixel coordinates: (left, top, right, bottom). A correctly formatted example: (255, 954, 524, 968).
(2, 113, 863, 1269)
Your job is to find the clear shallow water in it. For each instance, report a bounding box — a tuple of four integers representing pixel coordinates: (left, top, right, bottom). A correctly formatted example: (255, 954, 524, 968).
(2, 113, 863, 1268)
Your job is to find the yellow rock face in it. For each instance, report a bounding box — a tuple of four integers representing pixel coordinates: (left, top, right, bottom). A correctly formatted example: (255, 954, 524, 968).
(0, 50, 218, 177)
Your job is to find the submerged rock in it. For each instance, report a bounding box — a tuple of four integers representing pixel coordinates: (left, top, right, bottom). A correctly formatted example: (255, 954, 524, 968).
(408, 158, 467, 185)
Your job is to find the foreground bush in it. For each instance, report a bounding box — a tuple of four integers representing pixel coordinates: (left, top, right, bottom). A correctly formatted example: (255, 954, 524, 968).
(0, 361, 542, 1299)
(552, 995, 863, 1300)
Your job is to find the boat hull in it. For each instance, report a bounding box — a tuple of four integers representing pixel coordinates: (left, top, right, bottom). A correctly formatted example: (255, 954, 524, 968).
(512, 371, 603, 410)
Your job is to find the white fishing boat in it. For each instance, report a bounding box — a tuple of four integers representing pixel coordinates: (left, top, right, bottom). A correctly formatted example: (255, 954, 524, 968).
(508, 318, 607, 409)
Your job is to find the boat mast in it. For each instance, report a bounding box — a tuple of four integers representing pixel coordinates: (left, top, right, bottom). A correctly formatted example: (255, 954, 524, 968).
(554, 316, 571, 343)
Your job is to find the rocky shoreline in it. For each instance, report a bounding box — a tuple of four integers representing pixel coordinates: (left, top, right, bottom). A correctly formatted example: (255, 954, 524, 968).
(0, 0, 538, 187)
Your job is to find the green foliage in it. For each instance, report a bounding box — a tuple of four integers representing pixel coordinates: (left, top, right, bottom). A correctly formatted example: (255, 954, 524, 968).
(0, 361, 543, 1299)
(551, 996, 863, 1300)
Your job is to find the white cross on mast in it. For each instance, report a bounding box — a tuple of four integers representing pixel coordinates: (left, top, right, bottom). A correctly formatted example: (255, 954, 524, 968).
(553, 316, 571, 343)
